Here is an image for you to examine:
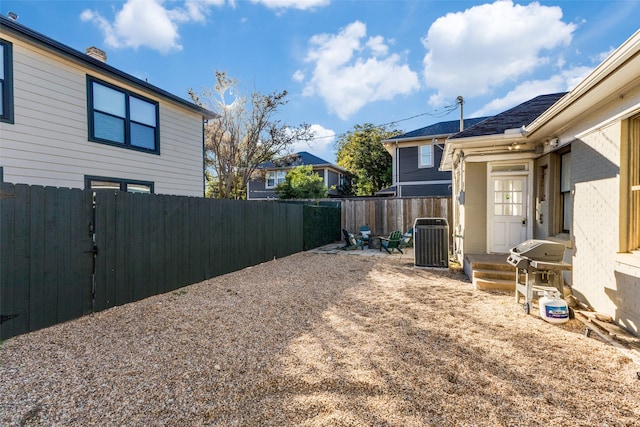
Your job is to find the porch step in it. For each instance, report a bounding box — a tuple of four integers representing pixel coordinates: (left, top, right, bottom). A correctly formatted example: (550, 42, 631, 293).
(472, 262, 514, 272)
(473, 268, 515, 281)
(471, 262, 517, 291)
(473, 277, 515, 291)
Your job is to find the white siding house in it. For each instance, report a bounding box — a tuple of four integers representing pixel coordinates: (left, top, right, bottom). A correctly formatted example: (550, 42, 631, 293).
(0, 15, 216, 196)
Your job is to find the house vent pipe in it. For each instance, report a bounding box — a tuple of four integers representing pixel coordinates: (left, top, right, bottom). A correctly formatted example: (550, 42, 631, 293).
(85, 46, 107, 63)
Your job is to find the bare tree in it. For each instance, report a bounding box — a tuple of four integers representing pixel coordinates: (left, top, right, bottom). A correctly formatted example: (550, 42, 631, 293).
(189, 71, 313, 199)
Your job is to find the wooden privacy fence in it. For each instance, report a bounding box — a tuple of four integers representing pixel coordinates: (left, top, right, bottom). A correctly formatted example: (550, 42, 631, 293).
(341, 196, 452, 238)
(0, 183, 340, 340)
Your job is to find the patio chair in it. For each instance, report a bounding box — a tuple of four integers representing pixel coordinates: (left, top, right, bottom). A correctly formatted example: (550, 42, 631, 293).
(342, 229, 365, 250)
(401, 227, 414, 248)
(359, 225, 372, 247)
(380, 230, 403, 254)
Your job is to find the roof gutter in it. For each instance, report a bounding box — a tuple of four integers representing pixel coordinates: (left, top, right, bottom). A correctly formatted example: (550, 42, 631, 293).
(0, 15, 218, 120)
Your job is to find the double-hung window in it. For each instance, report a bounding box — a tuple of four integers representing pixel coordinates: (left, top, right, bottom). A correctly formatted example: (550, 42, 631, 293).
(266, 170, 286, 188)
(0, 39, 14, 123)
(419, 144, 433, 168)
(88, 77, 159, 153)
(560, 151, 572, 233)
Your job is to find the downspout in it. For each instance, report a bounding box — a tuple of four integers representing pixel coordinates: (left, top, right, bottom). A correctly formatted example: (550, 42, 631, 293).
(395, 140, 401, 197)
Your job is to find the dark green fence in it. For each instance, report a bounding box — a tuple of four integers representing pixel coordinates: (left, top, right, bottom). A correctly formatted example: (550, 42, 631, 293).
(0, 184, 94, 339)
(0, 183, 340, 340)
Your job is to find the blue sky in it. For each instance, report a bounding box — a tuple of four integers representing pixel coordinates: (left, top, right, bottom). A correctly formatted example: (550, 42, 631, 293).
(2, 0, 639, 163)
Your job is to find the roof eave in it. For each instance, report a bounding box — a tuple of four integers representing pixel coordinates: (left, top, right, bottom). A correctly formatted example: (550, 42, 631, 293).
(441, 133, 529, 171)
(0, 15, 218, 120)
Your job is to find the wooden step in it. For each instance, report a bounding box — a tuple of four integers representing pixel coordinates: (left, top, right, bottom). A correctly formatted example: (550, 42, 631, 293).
(471, 262, 514, 272)
(473, 268, 515, 281)
(473, 277, 515, 291)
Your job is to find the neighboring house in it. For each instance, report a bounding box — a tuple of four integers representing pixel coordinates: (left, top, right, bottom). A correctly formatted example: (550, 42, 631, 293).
(0, 15, 216, 196)
(441, 28, 640, 336)
(379, 117, 488, 197)
(247, 151, 350, 199)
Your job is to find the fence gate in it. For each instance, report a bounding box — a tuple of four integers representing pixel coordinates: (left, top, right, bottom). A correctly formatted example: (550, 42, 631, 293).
(0, 183, 94, 340)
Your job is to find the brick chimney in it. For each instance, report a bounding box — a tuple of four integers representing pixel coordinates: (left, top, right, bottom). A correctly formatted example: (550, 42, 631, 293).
(85, 46, 107, 63)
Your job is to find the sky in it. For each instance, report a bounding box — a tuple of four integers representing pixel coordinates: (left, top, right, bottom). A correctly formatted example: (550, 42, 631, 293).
(2, 0, 639, 163)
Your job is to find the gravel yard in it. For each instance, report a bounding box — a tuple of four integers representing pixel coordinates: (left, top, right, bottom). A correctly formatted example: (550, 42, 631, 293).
(1, 249, 639, 426)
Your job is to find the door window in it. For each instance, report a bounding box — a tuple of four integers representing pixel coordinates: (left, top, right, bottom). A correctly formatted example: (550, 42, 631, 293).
(494, 179, 523, 216)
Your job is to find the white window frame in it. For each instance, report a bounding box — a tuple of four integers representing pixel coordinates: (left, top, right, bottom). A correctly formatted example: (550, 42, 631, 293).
(266, 170, 286, 189)
(419, 144, 434, 168)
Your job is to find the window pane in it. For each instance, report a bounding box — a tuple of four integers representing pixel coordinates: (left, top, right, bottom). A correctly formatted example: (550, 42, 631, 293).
(267, 171, 275, 187)
(130, 97, 156, 127)
(513, 191, 522, 204)
(130, 123, 155, 150)
(495, 180, 503, 191)
(420, 145, 432, 166)
(0, 44, 4, 80)
(90, 180, 121, 191)
(277, 170, 286, 184)
(561, 152, 571, 192)
(94, 111, 125, 143)
(93, 82, 125, 117)
(127, 183, 152, 193)
(0, 85, 3, 115)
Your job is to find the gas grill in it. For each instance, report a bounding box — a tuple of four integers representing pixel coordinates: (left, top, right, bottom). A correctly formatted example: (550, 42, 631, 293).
(506, 240, 573, 314)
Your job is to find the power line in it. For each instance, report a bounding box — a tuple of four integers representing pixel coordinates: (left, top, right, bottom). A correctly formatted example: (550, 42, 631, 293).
(308, 101, 460, 141)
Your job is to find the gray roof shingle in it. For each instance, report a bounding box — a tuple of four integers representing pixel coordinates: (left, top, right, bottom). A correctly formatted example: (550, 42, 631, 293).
(258, 151, 336, 169)
(450, 93, 567, 139)
(394, 117, 490, 139)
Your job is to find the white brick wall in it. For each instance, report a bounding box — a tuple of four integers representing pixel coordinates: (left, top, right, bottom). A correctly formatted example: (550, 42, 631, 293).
(571, 121, 640, 335)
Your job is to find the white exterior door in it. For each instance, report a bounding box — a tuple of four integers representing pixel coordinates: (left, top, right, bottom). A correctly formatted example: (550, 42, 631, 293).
(491, 176, 527, 253)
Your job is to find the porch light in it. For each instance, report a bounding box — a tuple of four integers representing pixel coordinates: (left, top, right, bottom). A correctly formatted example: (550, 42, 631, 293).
(508, 142, 522, 150)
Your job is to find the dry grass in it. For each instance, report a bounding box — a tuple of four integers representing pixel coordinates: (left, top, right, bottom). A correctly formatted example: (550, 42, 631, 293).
(1, 251, 639, 426)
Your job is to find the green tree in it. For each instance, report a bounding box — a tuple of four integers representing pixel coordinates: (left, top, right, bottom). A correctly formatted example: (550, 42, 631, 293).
(275, 165, 328, 199)
(189, 71, 313, 199)
(335, 123, 400, 196)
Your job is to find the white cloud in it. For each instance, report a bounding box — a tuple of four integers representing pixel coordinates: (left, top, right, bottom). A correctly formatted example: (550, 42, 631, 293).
(471, 65, 592, 117)
(81, 0, 227, 53)
(292, 70, 305, 82)
(289, 124, 336, 162)
(302, 21, 420, 120)
(422, 0, 577, 106)
(251, 0, 330, 10)
(592, 47, 616, 63)
(366, 35, 388, 57)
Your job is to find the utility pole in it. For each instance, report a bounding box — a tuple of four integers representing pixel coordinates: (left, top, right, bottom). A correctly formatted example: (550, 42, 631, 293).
(457, 96, 464, 131)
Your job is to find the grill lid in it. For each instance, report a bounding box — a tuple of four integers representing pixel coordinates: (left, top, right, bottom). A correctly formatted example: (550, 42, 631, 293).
(509, 239, 565, 262)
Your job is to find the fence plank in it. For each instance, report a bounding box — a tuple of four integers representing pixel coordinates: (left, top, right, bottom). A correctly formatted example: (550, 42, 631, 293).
(1, 183, 17, 339)
(55, 187, 71, 322)
(11, 185, 30, 336)
(42, 186, 60, 328)
(29, 185, 46, 331)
